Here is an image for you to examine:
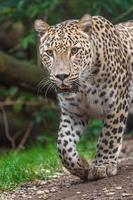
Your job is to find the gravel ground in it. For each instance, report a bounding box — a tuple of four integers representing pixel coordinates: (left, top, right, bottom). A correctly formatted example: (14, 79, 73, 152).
(1, 137, 133, 200)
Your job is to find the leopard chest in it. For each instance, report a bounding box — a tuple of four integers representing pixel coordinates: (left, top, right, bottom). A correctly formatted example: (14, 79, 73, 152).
(58, 83, 114, 119)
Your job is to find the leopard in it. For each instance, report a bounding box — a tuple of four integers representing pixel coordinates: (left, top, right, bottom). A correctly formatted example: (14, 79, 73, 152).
(34, 14, 133, 180)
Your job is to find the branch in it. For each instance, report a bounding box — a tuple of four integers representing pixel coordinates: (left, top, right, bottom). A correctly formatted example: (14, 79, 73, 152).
(0, 99, 58, 110)
(0, 105, 16, 148)
(17, 121, 34, 151)
(0, 51, 56, 99)
(0, 100, 46, 107)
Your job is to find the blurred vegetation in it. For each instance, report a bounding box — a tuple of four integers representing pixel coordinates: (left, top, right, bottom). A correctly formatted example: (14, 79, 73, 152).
(0, 0, 133, 189)
(0, 0, 133, 60)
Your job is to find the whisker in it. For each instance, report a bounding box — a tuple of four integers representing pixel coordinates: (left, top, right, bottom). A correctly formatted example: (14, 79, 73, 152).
(37, 79, 51, 96)
(37, 81, 49, 94)
(45, 83, 54, 98)
(50, 84, 57, 94)
(50, 83, 57, 94)
(37, 78, 49, 90)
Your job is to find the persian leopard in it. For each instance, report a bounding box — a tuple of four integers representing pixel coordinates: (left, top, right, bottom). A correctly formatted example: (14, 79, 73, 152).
(34, 14, 133, 180)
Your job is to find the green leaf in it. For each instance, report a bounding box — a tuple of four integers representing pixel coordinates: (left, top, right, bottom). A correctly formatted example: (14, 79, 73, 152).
(13, 101, 23, 113)
(21, 32, 36, 49)
(34, 111, 44, 124)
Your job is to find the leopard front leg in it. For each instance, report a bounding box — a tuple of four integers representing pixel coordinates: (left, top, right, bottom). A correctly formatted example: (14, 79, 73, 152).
(88, 101, 129, 180)
(57, 111, 89, 180)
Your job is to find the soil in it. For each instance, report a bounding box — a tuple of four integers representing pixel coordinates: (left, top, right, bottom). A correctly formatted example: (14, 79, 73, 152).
(1, 137, 133, 200)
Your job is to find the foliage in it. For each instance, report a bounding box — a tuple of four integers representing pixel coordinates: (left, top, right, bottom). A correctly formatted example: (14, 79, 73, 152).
(0, 0, 59, 21)
(87, 119, 103, 138)
(68, 0, 133, 22)
(0, 0, 60, 60)
(0, 0, 133, 60)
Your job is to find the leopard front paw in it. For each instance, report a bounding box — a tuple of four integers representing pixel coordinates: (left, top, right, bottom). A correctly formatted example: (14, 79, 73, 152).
(88, 162, 117, 180)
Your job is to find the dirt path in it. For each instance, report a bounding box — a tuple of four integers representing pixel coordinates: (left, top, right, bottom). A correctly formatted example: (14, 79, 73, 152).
(1, 138, 133, 200)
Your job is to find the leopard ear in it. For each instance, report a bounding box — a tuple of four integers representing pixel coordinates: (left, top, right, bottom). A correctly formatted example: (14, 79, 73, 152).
(78, 14, 92, 34)
(34, 19, 49, 37)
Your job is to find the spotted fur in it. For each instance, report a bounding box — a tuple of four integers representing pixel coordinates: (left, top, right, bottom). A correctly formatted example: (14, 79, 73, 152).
(34, 14, 133, 180)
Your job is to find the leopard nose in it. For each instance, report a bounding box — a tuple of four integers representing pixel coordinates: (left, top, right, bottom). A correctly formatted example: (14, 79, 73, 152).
(55, 74, 69, 81)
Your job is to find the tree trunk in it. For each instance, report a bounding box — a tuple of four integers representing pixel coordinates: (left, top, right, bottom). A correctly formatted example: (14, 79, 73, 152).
(0, 51, 56, 99)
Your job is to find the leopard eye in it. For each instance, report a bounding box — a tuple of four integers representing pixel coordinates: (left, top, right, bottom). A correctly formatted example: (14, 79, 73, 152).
(45, 49, 54, 57)
(71, 47, 80, 55)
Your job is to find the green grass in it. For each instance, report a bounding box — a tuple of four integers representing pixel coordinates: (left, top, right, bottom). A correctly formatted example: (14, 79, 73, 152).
(0, 139, 96, 191)
(78, 138, 96, 159)
(0, 144, 60, 190)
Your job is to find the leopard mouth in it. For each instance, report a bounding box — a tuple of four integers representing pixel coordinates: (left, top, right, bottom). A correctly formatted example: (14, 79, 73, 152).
(57, 84, 72, 93)
(57, 83, 79, 93)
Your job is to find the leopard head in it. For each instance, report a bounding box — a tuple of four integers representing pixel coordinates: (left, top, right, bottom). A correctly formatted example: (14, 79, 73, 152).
(34, 14, 95, 92)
